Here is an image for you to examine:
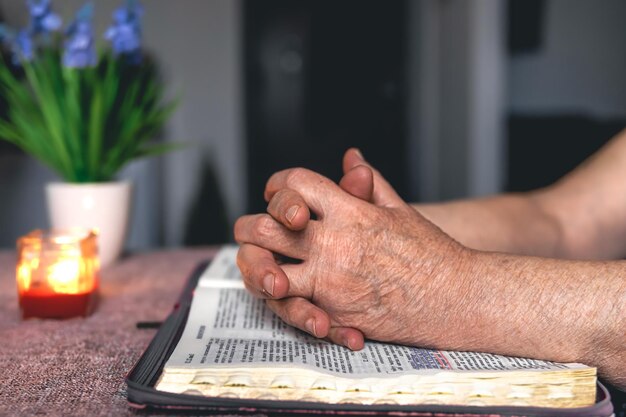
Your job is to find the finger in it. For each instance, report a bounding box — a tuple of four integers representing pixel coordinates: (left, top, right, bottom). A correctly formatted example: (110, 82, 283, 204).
(342, 148, 403, 208)
(279, 262, 315, 299)
(236, 246, 314, 300)
(237, 244, 290, 298)
(264, 168, 349, 218)
(244, 281, 271, 300)
(266, 297, 331, 339)
(338, 164, 374, 202)
(266, 295, 366, 350)
(267, 189, 311, 231)
(327, 327, 365, 351)
(234, 214, 314, 261)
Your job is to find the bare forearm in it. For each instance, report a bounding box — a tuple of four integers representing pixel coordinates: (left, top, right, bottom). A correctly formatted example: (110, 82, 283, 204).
(414, 192, 563, 257)
(415, 129, 626, 260)
(433, 249, 626, 389)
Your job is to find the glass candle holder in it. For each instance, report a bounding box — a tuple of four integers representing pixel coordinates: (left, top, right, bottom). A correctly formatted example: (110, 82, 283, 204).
(16, 229, 100, 319)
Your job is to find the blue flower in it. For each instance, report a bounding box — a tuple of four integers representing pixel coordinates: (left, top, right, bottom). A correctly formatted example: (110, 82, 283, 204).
(27, 0, 62, 35)
(13, 29, 35, 63)
(0, 26, 34, 64)
(63, 3, 97, 68)
(104, 0, 143, 63)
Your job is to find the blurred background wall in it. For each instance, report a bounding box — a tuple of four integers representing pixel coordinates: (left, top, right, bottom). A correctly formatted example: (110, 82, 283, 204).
(0, 0, 624, 251)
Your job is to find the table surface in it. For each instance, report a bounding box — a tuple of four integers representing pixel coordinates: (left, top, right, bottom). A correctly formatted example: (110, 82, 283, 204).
(0, 248, 264, 417)
(2, 249, 624, 417)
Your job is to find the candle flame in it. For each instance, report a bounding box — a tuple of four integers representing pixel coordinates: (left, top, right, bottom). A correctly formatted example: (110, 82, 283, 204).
(16, 229, 99, 297)
(47, 257, 81, 294)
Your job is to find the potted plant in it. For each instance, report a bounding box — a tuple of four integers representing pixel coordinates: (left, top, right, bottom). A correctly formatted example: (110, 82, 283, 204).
(0, 0, 177, 266)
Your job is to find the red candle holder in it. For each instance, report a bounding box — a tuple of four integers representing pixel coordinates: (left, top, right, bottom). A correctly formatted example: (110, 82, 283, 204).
(16, 229, 100, 319)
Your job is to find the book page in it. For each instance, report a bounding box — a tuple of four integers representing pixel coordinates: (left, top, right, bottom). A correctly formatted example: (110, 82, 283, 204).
(157, 247, 597, 407)
(164, 247, 591, 379)
(197, 246, 244, 289)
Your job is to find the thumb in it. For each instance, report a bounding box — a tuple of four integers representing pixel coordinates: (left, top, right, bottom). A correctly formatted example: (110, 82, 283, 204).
(339, 165, 373, 202)
(342, 148, 403, 208)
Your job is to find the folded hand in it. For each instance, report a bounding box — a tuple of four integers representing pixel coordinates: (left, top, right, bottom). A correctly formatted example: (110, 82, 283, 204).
(234, 150, 471, 350)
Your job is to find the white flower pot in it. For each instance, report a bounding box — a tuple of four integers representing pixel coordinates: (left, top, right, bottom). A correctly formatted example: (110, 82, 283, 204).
(46, 181, 132, 268)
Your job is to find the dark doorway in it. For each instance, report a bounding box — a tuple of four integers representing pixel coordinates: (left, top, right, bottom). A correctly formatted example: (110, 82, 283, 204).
(244, 0, 408, 213)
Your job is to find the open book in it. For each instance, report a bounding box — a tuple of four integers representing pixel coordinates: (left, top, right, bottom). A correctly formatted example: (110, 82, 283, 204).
(155, 246, 597, 408)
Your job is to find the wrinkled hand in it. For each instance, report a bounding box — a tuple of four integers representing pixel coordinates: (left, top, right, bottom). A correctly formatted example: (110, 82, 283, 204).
(234, 150, 471, 350)
(236, 150, 377, 349)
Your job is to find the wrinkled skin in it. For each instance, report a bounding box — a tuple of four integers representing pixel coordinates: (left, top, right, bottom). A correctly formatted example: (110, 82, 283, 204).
(235, 147, 626, 390)
(234, 151, 472, 350)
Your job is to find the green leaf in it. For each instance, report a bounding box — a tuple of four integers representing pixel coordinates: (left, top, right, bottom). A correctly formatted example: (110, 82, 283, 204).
(0, 47, 180, 182)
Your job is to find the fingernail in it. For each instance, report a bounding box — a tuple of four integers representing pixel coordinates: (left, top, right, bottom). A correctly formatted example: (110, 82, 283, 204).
(286, 205, 299, 224)
(354, 148, 364, 160)
(305, 318, 317, 337)
(263, 274, 275, 297)
(344, 337, 354, 350)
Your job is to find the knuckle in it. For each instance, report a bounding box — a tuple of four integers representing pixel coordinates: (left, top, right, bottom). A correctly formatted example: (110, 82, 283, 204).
(285, 168, 310, 188)
(266, 170, 282, 188)
(273, 189, 291, 207)
(267, 191, 285, 214)
(273, 190, 298, 218)
(284, 298, 306, 319)
(265, 300, 285, 319)
(253, 215, 276, 240)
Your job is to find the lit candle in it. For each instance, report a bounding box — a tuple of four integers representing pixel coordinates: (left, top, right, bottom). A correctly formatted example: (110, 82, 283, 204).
(16, 229, 99, 319)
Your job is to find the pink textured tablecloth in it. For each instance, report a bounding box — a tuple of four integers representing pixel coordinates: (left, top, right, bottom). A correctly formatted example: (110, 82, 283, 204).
(0, 248, 231, 417)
